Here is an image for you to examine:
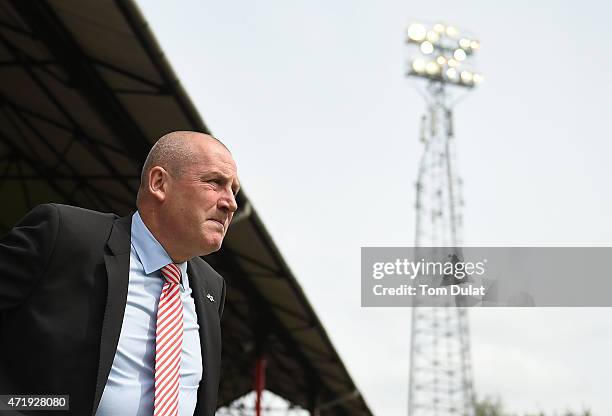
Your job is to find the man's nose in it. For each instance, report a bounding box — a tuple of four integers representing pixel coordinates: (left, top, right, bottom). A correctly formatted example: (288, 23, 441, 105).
(218, 192, 238, 213)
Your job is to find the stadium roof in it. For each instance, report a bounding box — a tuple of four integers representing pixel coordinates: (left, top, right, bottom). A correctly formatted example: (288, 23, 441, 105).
(0, 1, 373, 415)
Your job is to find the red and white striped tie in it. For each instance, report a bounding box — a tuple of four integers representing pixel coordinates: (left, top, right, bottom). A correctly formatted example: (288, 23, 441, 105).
(154, 263, 184, 416)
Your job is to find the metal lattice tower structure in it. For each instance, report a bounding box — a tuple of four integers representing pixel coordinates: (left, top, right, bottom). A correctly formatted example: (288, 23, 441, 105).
(404, 22, 483, 416)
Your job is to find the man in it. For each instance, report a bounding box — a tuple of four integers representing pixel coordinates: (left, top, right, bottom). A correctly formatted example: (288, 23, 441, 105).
(0, 131, 239, 416)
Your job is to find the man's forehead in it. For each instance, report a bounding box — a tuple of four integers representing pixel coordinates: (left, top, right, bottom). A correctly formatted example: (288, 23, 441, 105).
(197, 165, 237, 178)
(178, 136, 236, 179)
(190, 139, 235, 165)
(191, 154, 238, 181)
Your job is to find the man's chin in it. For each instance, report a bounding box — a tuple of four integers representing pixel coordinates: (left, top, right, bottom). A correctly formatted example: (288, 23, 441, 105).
(201, 237, 224, 255)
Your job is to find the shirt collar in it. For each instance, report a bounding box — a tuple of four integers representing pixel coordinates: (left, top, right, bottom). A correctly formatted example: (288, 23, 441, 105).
(131, 211, 188, 282)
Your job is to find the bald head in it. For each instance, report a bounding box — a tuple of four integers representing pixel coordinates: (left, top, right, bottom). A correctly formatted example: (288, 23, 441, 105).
(138, 131, 227, 193)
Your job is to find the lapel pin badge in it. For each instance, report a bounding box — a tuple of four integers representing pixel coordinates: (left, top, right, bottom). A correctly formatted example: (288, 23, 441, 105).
(206, 293, 215, 302)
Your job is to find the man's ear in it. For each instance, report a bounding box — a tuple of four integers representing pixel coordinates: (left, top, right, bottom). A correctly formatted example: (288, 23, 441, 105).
(148, 166, 169, 202)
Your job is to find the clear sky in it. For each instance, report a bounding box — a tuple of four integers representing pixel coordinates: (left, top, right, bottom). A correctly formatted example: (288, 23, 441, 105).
(136, 1, 612, 414)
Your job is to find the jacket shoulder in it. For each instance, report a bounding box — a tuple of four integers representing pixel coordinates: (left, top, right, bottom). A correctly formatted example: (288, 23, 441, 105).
(42, 203, 120, 249)
(48, 203, 118, 221)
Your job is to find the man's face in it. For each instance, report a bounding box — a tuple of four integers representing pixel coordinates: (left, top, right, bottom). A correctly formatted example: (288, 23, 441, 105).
(164, 139, 239, 258)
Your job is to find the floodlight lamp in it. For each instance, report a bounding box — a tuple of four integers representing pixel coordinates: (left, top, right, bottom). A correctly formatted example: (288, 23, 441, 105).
(425, 61, 441, 75)
(473, 73, 484, 84)
(453, 49, 467, 61)
(412, 58, 426, 74)
(408, 23, 427, 42)
(446, 67, 458, 80)
(426, 30, 440, 43)
(470, 40, 480, 50)
(433, 23, 445, 33)
(447, 58, 458, 67)
(459, 38, 471, 49)
(446, 25, 459, 37)
(460, 70, 473, 83)
(420, 41, 434, 54)
(436, 56, 447, 65)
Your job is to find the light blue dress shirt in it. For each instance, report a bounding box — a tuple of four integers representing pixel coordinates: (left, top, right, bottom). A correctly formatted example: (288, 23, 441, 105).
(96, 212, 202, 416)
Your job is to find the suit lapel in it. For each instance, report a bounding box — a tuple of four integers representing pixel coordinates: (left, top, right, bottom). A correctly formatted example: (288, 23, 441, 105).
(188, 260, 219, 416)
(92, 214, 132, 415)
(188, 261, 208, 361)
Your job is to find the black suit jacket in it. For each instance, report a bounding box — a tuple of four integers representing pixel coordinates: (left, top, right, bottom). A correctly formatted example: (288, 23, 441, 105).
(0, 204, 226, 416)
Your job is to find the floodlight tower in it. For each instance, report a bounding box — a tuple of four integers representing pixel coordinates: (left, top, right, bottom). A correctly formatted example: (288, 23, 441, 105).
(405, 22, 482, 416)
